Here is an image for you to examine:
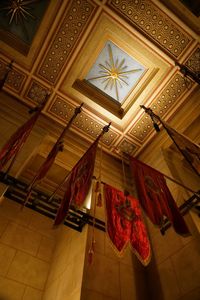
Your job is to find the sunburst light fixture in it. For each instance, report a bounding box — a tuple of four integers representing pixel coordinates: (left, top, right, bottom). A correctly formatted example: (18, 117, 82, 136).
(1, 0, 37, 25)
(86, 41, 146, 103)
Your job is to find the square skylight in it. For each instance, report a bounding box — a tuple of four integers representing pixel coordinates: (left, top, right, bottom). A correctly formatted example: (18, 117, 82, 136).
(85, 41, 146, 103)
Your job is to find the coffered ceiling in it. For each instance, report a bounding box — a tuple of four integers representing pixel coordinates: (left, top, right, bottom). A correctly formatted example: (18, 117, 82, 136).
(0, 0, 199, 159)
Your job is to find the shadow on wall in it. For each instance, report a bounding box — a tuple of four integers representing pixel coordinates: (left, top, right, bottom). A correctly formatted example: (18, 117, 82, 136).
(145, 253, 164, 300)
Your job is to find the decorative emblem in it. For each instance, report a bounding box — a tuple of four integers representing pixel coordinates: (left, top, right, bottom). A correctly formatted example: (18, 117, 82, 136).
(115, 197, 137, 222)
(86, 41, 146, 103)
(1, 0, 37, 25)
(144, 175, 161, 194)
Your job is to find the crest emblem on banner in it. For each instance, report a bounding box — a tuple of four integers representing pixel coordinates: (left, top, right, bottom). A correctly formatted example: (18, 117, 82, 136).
(115, 197, 137, 222)
(104, 184, 151, 266)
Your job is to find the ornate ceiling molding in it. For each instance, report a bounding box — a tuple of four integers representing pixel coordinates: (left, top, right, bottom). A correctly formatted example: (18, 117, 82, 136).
(107, 0, 193, 58)
(48, 96, 119, 148)
(129, 73, 193, 142)
(0, 1, 199, 159)
(36, 0, 97, 84)
(116, 138, 138, 155)
(0, 59, 27, 93)
(185, 46, 200, 74)
(25, 80, 49, 104)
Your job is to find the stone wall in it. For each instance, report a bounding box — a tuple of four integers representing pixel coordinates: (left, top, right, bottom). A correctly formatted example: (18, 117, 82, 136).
(0, 197, 55, 300)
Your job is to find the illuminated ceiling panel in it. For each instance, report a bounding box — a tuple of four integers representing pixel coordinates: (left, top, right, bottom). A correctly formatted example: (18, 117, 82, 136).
(85, 41, 146, 104)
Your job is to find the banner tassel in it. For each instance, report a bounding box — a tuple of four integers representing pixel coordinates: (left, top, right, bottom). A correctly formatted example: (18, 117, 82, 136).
(88, 181, 97, 264)
(96, 143, 103, 207)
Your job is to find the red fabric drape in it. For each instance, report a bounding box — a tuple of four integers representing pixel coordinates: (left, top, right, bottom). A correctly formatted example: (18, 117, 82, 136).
(27, 105, 82, 191)
(27, 141, 63, 191)
(129, 156, 190, 235)
(104, 184, 151, 266)
(0, 111, 41, 171)
(54, 136, 100, 226)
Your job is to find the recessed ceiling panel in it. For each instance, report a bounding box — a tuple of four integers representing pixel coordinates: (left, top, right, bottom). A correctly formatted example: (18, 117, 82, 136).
(0, 0, 49, 46)
(85, 40, 146, 104)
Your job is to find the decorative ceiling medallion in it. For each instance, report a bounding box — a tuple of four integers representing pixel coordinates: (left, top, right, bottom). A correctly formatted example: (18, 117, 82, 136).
(117, 138, 138, 155)
(49, 97, 119, 147)
(0, 59, 26, 92)
(185, 47, 200, 75)
(25, 80, 49, 104)
(37, 0, 97, 84)
(107, 0, 192, 58)
(85, 41, 146, 103)
(129, 73, 193, 142)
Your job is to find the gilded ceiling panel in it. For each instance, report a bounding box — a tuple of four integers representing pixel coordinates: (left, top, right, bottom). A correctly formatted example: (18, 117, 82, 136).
(107, 0, 192, 58)
(0, 0, 49, 48)
(25, 80, 49, 104)
(117, 138, 138, 155)
(49, 97, 119, 147)
(49, 96, 76, 121)
(185, 47, 200, 74)
(0, 1, 198, 159)
(129, 73, 193, 142)
(37, 0, 97, 84)
(0, 59, 26, 93)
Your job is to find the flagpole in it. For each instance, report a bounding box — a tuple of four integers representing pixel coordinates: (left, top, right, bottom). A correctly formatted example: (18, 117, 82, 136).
(54, 103, 84, 144)
(160, 173, 199, 197)
(92, 171, 199, 198)
(47, 172, 70, 203)
(0, 93, 50, 179)
(28, 103, 83, 190)
(140, 105, 200, 177)
(23, 103, 84, 206)
(3, 145, 21, 180)
(47, 122, 111, 203)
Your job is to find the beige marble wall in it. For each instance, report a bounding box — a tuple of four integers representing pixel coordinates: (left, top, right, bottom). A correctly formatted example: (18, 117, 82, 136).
(80, 225, 148, 300)
(145, 212, 200, 300)
(162, 147, 200, 230)
(0, 197, 56, 300)
(138, 115, 200, 299)
(43, 225, 88, 300)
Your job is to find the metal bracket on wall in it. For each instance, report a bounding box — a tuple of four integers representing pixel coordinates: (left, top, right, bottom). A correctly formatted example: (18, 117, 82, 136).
(160, 192, 200, 235)
(0, 172, 105, 233)
(0, 172, 199, 235)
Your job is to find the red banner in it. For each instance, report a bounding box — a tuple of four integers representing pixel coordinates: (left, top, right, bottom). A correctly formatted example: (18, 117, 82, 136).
(104, 184, 151, 266)
(28, 141, 63, 191)
(54, 137, 100, 226)
(26, 104, 83, 192)
(129, 156, 190, 236)
(0, 111, 40, 171)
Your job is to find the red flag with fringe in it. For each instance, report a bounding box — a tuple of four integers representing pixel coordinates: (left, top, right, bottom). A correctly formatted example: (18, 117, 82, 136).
(104, 184, 151, 266)
(129, 156, 190, 236)
(23, 140, 64, 206)
(54, 136, 100, 226)
(24, 104, 83, 207)
(29, 140, 63, 185)
(0, 105, 44, 172)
